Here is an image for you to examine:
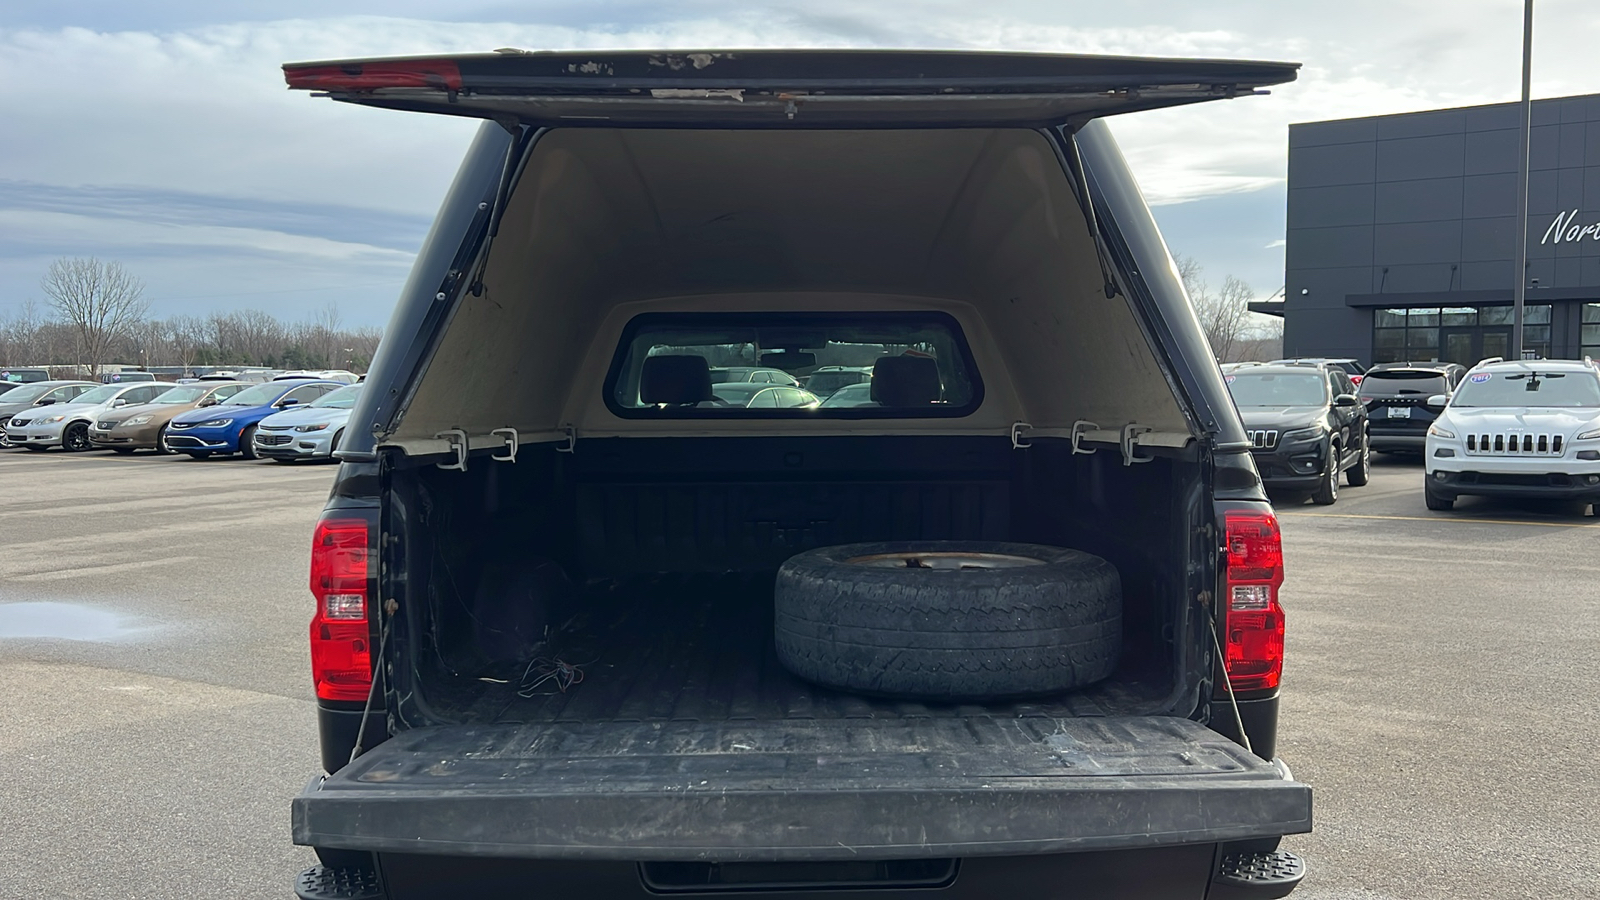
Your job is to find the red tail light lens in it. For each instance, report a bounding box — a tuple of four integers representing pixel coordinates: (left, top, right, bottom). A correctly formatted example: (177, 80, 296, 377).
(310, 517, 373, 702)
(1222, 510, 1286, 692)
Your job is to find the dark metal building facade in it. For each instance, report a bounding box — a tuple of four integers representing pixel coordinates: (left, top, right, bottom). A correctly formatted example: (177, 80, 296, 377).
(1275, 93, 1600, 366)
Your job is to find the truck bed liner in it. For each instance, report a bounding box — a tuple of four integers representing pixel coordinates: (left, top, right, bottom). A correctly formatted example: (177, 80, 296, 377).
(426, 572, 1172, 727)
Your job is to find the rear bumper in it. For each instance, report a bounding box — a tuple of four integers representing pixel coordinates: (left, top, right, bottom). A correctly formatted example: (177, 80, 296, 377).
(361, 844, 1229, 900)
(293, 716, 1311, 862)
(1367, 431, 1426, 450)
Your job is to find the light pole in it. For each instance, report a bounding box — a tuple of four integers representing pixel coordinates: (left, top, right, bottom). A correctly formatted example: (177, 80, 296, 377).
(1511, 0, 1534, 360)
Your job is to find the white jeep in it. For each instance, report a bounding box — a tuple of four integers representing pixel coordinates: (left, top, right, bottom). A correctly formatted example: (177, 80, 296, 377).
(1424, 358, 1600, 513)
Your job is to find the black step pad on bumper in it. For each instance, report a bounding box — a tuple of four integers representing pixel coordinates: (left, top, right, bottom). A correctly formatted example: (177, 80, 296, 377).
(1211, 849, 1307, 899)
(295, 865, 382, 900)
(294, 716, 1311, 861)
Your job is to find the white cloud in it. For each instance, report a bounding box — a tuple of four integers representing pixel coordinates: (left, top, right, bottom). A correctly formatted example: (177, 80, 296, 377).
(1264, 239, 1286, 249)
(3, 2, 1600, 322)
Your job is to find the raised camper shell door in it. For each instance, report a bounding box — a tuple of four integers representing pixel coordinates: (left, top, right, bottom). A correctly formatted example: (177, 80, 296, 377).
(283, 49, 1299, 127)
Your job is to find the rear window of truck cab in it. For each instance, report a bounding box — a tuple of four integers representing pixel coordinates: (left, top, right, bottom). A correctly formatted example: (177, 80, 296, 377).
(606, 312, 982, 418)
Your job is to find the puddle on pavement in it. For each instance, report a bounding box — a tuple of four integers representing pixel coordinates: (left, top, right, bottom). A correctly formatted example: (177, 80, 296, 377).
(0, 601, 152, 641)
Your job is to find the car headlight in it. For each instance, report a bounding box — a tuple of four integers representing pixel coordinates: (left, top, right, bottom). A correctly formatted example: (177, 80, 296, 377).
(1428, 424, 1456, 439)
(197, 418, 233, 428)
(293, 422, 330, 433)
(39, 415, 66, 424)
(123, 415, 152, 426)
(1577, 428, 1600, 441)
(1279, 425, 1326, 443)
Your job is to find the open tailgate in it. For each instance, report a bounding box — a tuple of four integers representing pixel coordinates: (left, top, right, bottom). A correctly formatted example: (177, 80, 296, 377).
(283, 49, 1298, 127)
(294, 716, 1310, 861)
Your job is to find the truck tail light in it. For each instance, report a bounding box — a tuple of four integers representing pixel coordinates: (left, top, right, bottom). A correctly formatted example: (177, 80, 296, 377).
(1222, 510, 1286, 692)
(284, 59, 463, 92)
(310, 516, 373, 702)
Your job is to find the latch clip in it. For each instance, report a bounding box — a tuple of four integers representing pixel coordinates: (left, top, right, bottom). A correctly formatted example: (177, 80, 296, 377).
(555, 425, 577, 454)
(491, 427, 519, 463)
(1120, 423, 1154, 466)
(1071, 420, 1099, 456)
(1010, 421, 1033, 450)
(435, 429, 468, 471)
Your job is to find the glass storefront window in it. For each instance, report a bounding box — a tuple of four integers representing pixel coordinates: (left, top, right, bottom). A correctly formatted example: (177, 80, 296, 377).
(1524, 304, 1551, 325)
(1480, 306, 1515, 325)
(1375, 309, 1407, 328)
(1441, 307, 1477, 326)
(1584, 304, 1600, 324)
(1406, 308, 1440, 326)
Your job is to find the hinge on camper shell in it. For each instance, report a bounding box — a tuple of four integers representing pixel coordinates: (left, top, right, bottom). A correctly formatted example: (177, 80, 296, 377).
(435, 429, 468, 471)
(1120, 423, 1155, 467)
(491, 427, 519, 463)
(555, 425, 577, 454)
(1071, 420, 1099, 455)
(1010, 421, 1033, 450)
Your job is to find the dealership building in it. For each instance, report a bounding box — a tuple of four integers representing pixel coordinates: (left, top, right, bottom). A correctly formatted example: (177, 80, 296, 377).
(1262, 92, 1600, 366)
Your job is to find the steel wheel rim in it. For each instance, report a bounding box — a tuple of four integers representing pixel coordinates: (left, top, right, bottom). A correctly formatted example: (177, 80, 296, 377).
(845, 550, 1047, 570)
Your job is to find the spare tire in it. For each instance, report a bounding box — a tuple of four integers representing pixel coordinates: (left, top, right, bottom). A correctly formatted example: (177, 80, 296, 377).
(775, 541, 1121, 701)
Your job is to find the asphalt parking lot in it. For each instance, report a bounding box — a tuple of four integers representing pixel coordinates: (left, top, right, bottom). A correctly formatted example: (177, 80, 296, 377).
(0, 450, 1596, 899)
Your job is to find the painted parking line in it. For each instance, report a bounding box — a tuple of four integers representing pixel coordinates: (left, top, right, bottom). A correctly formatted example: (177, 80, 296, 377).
(1281, 511, 1600, 529)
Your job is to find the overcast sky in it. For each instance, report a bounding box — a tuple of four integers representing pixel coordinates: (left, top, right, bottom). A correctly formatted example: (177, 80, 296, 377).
(4, 1, 1599, 327)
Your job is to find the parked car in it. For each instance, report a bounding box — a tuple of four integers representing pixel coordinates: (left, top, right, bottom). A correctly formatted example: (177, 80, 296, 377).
(1271, 357, 1366, 385)
(0, 383, 20, 397)
(165, 379, 343, 459)
(1, 367, 52, 384)
(89, 381, 249, 453)
(707, 366, 801, 386)
(4, 381, 177, 451)
(275, 369, 360, 384)
(817, 381, 877, 407)
(1226, 363, 1370, 503)
(1423, 358, 1600, 512)
(1360, 363, 1466, 453)
(802, 366, 872, 397)
(99, 371, 161, 383)
(253, 383, 364, 462)
(704, 382, 820, 408)
(0, 381, 97, 447)
(283, 48, 1310, 899)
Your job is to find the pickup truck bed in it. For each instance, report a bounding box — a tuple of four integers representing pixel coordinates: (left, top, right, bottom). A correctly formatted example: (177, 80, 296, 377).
(298, 582, 1308, 862)
(426, 573, 1173, 726)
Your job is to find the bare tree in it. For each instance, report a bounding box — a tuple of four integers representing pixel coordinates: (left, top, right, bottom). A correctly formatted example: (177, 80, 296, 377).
(1175, 255, 1264, 363)
(39, 257, 150, 376)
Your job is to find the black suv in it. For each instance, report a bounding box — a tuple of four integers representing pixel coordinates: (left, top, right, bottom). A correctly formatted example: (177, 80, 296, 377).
(283, 49, 1311, 900)
(1227, 364, 1370, 504)
(1359, 363, 1464, 453)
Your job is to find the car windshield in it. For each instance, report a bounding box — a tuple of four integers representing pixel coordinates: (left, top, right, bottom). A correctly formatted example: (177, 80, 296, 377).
(310, 384, 362, 409)
(71, 384, 123, 405)
(609, 313, 980, 418)
(1226, 372, 1327, 407)
(1450, 371, 1600, 408)
(0, 383, 54, 405)
(222, 383, 291, 406)
(807, 369, 870, 397)
(151, 386, 210, 404)
(1361, 372, 1449, 396)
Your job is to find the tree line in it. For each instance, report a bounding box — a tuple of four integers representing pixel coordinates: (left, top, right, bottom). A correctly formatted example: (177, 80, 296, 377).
(0, 257, 382, 375)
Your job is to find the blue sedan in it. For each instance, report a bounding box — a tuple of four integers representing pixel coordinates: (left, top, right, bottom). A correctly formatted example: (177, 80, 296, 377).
(165, 380, 344, 459)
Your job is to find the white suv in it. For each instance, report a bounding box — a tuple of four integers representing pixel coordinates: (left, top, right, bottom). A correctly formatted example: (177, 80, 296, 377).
(1424, 358, 1600, 512)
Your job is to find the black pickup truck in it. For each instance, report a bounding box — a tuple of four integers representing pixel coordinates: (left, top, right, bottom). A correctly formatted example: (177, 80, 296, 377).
(288, 49, 1311, 900)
